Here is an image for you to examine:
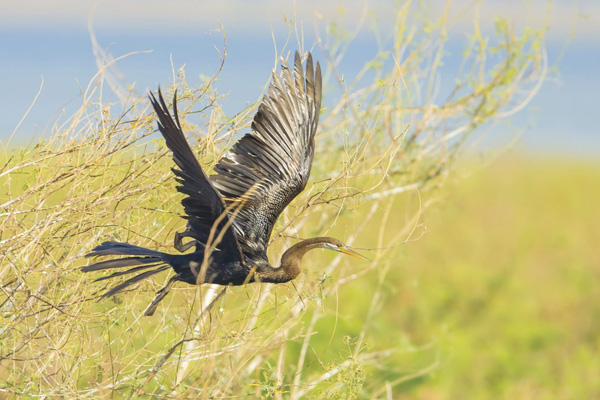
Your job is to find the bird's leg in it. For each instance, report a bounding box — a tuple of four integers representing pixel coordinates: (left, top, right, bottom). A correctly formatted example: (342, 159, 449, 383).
(174, 230, 198, 253)
(144, 275, 178, 316)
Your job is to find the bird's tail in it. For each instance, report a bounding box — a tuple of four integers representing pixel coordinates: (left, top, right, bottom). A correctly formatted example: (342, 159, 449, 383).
(82, 241, 174, 298)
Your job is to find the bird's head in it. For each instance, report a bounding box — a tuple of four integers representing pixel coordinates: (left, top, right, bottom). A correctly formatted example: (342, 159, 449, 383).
(315, 237, 370, 261)
(273, 236, 370, 283)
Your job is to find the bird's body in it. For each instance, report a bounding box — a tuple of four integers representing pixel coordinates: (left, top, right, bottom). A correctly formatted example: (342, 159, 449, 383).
(83, 52, 366, 315)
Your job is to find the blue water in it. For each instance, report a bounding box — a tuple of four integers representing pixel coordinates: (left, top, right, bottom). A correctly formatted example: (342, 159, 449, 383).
(1, 24, 598, 155)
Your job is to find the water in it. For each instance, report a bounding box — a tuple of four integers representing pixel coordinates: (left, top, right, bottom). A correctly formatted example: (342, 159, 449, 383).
(1, 2, 598, 156)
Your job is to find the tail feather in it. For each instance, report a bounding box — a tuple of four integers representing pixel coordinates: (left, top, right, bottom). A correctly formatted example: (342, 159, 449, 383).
(82, 241, 174, 299)
(86, 241, 164, 257)
(101, 266, 171, 298)
(93, 263, 164, 282)
(81, 256, 162, 272)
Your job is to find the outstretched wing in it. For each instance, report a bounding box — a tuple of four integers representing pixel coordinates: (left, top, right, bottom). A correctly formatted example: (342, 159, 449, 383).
(149, 90, 244, 261)
(210, 52, 322, 259)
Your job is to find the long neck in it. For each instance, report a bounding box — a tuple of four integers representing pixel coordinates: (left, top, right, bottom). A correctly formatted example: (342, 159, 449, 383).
(259, 237, 332, 283)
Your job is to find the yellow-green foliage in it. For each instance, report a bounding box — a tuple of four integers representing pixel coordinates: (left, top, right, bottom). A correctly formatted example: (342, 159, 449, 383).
(0, 4, 551, 398)
(395, 157, 600, 398)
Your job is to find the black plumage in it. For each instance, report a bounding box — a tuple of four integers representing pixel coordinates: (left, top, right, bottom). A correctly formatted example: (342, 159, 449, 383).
(83, 52, 367, 315)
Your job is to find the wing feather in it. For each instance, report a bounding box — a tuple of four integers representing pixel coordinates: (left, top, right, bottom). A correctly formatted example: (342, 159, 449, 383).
(149, 90, 244, 261)
(210, 52, 322, 258)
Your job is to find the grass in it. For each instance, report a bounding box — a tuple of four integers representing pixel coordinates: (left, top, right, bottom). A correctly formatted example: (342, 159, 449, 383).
(392, 156, 600, 398)
(0, 3, 556, 398)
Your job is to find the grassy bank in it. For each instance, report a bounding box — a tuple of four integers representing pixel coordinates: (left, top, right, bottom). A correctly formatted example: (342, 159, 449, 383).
(373, 156, 600, 398)
(3, 149, 597, 398)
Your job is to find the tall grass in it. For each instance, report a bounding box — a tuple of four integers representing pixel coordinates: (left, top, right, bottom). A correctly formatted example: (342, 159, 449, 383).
(0, 4, 546, 398)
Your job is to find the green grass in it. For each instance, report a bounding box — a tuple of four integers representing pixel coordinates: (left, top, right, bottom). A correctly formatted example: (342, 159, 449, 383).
(381, 156, 600, 398)
(5, 152, 596, 398)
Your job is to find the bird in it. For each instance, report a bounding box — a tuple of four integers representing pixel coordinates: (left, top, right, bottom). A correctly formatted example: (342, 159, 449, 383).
(82, 51, 368, 316)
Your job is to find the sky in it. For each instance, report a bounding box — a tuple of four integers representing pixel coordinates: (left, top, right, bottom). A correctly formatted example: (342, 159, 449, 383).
(1, 0, 598, 156)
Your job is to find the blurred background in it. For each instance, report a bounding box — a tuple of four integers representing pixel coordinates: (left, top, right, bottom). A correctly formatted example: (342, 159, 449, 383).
(1, 0, 599, 155)
(1, 0, 599, 398)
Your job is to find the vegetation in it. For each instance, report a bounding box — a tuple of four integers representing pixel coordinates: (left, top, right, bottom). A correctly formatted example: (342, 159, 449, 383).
(398, 157, 600, 398)
(0, 3, 566, 398)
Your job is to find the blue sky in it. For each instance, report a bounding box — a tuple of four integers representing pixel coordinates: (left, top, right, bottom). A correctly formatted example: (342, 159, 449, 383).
(1, 0, 598, 156)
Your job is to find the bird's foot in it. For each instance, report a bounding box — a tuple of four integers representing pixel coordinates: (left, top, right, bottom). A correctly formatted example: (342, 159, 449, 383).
(144, 276, 178, 316)
(174, 230, 198, 253)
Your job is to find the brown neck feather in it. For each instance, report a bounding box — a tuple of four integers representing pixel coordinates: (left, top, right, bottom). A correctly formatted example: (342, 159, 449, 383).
(258, 237, 335, 283)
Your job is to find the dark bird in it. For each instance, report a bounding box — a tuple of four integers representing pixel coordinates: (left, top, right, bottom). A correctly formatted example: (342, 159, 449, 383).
(82, 52, 368, 316)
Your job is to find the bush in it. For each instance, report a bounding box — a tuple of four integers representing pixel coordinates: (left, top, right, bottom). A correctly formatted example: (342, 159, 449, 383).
(0, 3, 545, 398)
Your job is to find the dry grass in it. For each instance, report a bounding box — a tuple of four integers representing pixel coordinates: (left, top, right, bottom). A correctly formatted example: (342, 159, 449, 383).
(0, 4, 546, 398)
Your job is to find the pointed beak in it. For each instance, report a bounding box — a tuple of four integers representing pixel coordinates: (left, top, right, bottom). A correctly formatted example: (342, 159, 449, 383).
(339, 245, 371, 261)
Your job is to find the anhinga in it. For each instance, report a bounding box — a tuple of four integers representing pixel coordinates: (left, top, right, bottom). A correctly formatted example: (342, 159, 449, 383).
(82, 52, 368, 315)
